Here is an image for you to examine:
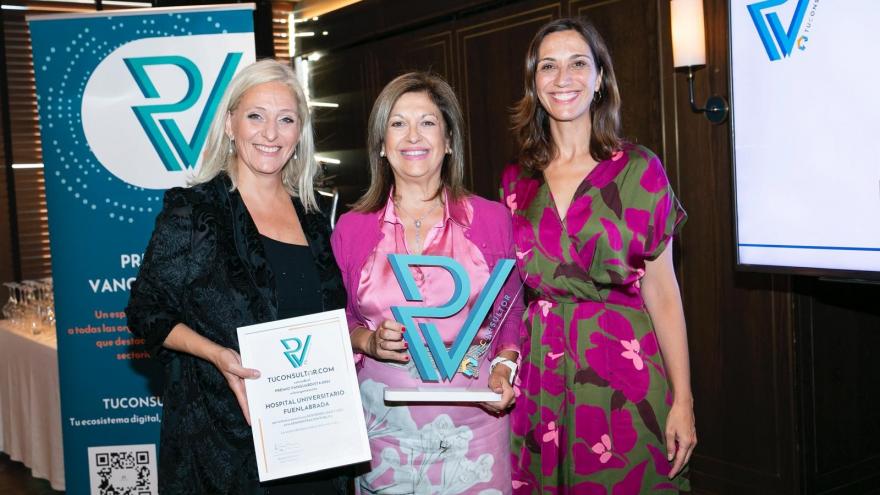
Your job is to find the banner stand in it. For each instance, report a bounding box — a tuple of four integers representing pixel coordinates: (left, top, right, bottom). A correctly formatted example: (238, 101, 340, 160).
(29, 5, 255, 493)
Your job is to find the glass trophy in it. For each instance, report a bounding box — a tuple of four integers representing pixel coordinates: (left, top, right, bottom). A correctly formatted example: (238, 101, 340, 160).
(383, 254, 516, 402)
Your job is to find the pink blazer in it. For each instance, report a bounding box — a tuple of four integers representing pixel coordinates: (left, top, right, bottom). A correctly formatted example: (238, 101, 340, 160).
(330, 194, 525, 359)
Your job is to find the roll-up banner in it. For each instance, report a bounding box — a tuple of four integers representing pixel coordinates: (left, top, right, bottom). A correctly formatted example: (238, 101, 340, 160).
(28, 5, 256, 493)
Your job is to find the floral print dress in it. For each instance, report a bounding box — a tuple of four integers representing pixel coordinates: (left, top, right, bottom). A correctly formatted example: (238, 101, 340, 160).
(346, 196, 519, 495)
(501, 144, 690, 494)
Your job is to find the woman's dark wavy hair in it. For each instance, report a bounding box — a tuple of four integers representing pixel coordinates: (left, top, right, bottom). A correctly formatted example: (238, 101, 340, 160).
(511, 17, 623, 172)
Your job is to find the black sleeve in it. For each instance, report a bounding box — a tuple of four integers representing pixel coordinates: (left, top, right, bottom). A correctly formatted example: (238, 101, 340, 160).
(126, 189, 194, 361)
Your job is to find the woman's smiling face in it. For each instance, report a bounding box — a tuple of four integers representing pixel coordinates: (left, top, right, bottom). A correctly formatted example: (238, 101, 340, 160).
(226, 81, 300, 180)
(534, 29, 602, 125)
(382, 91, 450, 185)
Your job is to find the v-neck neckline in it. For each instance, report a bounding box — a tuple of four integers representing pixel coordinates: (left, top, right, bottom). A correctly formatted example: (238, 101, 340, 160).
(543, 157, 610, 225)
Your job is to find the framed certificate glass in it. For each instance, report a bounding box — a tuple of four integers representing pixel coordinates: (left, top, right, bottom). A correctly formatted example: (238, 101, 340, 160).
(237, 308, 370, 481)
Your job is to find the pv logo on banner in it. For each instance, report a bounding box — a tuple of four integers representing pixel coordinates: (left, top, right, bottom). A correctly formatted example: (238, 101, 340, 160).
(747, 0, 811, 61)
(82, 34, 254, 189)
(125, 53, 241, 173)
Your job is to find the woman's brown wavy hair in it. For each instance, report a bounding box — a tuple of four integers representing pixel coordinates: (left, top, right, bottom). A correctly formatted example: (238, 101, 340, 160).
(353, 72, 467, 212)
(511, 17, 623, 172)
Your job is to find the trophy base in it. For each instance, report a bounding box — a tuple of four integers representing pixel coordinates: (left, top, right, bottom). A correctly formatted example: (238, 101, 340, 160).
(384, 387, 502, 403)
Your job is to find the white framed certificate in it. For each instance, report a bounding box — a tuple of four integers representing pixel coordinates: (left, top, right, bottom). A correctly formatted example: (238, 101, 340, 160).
(237, 308, 371, 482)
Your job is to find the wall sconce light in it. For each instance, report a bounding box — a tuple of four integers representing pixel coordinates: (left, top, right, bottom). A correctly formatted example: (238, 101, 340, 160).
(671, 0, 728, 124)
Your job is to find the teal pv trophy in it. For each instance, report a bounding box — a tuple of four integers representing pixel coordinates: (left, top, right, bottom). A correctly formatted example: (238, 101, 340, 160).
(383, 254, 517, 402)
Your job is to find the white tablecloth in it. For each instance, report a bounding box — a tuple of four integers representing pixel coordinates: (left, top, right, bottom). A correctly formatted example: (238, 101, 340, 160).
(0, 320, 65, 490)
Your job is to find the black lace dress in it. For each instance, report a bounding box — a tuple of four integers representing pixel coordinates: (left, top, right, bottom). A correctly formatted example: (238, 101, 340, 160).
(126, 174, 349, 494)
(258, 235, 345, 494)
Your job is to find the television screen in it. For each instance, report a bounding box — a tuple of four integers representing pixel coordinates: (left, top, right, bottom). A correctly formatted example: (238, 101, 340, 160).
(730, 0, 880, 279)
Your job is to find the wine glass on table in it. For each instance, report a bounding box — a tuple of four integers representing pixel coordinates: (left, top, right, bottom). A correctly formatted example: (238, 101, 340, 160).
(2, 282, 16, 319)
(35, 277, 55, 332)
(19, 282, 40, 335)
(2, 282, 22, 329)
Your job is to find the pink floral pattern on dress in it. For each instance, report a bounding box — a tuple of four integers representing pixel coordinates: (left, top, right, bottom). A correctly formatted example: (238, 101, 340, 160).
(502, 144, 689, 493)
(584, 310, 661, 403)
(571, 404, 636, 475)
(540, 407, 567, 477)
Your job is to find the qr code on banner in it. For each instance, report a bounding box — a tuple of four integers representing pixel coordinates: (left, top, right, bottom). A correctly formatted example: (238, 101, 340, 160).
(87, 444, 157, 495)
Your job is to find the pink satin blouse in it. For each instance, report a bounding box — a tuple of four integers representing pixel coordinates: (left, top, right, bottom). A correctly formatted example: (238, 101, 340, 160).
(356, 192, 495, 348)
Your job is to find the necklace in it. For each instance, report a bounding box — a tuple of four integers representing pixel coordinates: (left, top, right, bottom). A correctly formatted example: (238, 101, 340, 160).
(394, 197, 442, 255)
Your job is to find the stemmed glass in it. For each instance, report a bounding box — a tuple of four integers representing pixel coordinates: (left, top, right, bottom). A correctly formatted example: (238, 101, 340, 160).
(2, 282, 25, 329)
(2, 282, 19, 321)
(18, 282, 40, 334)
(2, 279, 56, 334)
(38, 278, 55, 331)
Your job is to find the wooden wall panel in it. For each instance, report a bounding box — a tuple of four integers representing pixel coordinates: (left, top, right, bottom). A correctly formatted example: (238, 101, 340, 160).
(12, 168, 50, 280)
(375, 29, 455, 85)
(3, 14, 41, 165)
(456, 3, 561, 195)
(298, 0, 503, 53)
(3, 12, 51, 282)
(571, 0, 663, 152)
(797, 278, 880, 494)
(271, 1, 294, 61)
(0, 108, 12, 296)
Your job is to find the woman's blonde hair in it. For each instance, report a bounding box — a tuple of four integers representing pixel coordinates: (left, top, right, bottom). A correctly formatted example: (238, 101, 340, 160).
(193, 58, 320, 211)
(353, 72, 467, 212)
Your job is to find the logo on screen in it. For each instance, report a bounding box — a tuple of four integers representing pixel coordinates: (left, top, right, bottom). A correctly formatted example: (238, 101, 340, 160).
(125, 54, 241, 173)
(281, 336, 311, 368)
(81, 34, 255, 189)
(747, 0, 811, 61)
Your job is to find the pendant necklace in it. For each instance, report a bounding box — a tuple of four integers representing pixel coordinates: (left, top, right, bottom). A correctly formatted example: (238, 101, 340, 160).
(394, 197, 442, 255)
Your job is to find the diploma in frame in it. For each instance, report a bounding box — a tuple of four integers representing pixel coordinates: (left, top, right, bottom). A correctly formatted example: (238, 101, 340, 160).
(237, 308, 371, 482)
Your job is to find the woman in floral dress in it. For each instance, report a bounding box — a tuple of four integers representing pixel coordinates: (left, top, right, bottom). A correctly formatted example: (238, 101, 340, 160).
(502, 18, 696, 493)
(332, 72, 523, 494)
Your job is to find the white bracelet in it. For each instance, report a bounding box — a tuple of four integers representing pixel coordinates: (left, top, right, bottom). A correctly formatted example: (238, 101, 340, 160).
(489, 356, 517, 384)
